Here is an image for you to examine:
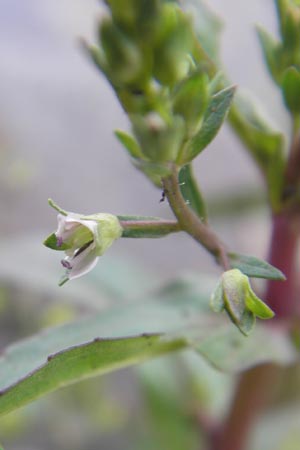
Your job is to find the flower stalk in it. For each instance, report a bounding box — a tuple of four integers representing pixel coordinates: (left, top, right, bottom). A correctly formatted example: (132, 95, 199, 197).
(162, 163, 230, 270)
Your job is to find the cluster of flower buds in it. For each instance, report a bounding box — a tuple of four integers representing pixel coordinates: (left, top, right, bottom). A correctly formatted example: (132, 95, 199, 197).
(258, 0, 300, 116)
(86, 0, 233, 183)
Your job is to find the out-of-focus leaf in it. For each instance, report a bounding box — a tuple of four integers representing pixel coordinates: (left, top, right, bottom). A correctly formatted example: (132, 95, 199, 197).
(184, 86, 236, 162)
(228, 252, 286, 280)
(0, 275, 296, 417)
(0, 236, 154, 306)
(256, 26, 282, 83)
(281, 66, 300, 114)
(184, 0, 223, 63)
(178, 164, 207, 221)
(137, 357, 200, 450)
(115, 130, 144, 159)
(228, 90, 285, 211)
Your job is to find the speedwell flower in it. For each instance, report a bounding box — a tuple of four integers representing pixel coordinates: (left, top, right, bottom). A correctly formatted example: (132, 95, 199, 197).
(44, 200, 123, 285)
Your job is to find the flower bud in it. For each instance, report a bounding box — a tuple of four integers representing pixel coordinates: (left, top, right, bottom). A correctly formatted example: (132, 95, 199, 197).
(210, 269, 274, 335)
(44, 201, 123, 285)
(131, 112, 185, 163)
(153, 5, 195, 86)
(99, 18, 143, 86)
(172, 72, 210, 137)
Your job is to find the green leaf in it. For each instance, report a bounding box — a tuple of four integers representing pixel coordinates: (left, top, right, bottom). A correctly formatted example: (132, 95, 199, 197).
(0, 274, 296, 417)
(228, 252, 286, 280)
(186, 0, 223, 64)
(210, 280, 224, 313)
(178, 164, 207, 221)
(0, 334, 184, 418)
(281, 66, 300, 114)
(184, 85, 236, 162)
(137, 357, 199, 450)
(114, 130, 144, 159)
(228, 90, 285, 211)
(172, 71, 209, 136)
(256, 26, 282, 83)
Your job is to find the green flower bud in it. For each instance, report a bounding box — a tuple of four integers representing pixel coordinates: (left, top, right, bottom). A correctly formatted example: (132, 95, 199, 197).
(172, 72, 210, 137)
(153, 5, 195, 86)
(210, 269, 274, 335)
(277, 0, 300, 49)
(105, 0, 161, 37)
(44, 200, 123, 285)
(131, 112, 185, 163)
(281, 66, 300, 114)
(99, 18, 143, 86)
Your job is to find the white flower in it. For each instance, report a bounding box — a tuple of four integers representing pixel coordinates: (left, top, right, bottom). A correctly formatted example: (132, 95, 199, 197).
(44, 202, 123, 285)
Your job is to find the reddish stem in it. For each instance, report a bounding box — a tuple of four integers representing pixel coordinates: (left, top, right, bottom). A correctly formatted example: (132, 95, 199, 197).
(210, 211, 300, 450)
(265, 213, 300, 318)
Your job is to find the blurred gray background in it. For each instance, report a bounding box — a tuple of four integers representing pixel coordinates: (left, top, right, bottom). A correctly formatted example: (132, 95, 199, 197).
(0, 2, 295, 450)
(0, 0, 288, 289)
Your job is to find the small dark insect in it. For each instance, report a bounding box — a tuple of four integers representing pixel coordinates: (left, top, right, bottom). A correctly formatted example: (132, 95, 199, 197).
(159, 190, 166, 203)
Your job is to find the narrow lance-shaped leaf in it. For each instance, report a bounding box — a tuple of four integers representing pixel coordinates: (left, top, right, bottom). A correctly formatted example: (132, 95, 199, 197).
(256, 26, 282, 83)
(0, 276, 296, 417)
(228, 252, 286, 280)
(183, 85, 236, 162)
(115, 129, 144, 159)
(0, 335, 185, 418)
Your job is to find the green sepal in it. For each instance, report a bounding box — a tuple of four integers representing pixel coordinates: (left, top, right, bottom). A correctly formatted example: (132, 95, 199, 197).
(172, 71, 210, 137)
(210, 280, 224, 313)
(178, 164, 207, 221)
(99, 18, 143, 86)
(183, 85, 236, 163)
(281, 66, 300, 114)
(222, 270, 246, 323)
(131, 113, 185, 162)
(43, 233, 71, 251)
(133, 159, 172, 187)
(245, 289, 275, 319)
(228, 252, 286, 281)
(114, 129, 144, 159)
(237, 310, 256, 336)
(153, 5, 194, 86)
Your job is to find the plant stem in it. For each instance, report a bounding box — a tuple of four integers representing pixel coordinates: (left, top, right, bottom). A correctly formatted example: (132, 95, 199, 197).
(162, 164, 230, 270)
(120, 219, 181, 238)
(210, 210, 300, 450)
(265, 213, 299, 318)
(211, 363, 282, 450)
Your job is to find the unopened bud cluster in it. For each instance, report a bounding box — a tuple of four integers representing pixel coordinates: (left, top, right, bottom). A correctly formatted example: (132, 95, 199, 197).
(258, 0, 300, 116)
(86, 0, 223, 182)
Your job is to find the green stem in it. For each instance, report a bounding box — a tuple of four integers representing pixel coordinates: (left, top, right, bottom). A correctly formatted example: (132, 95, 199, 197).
(162, 164, 230, 270)
(120, 219, 181, 238)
